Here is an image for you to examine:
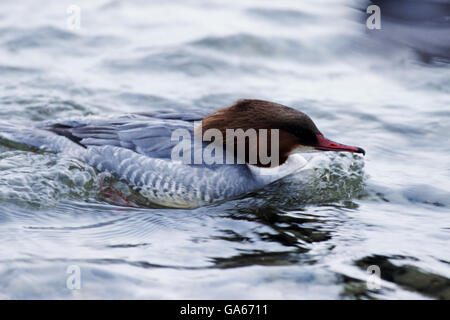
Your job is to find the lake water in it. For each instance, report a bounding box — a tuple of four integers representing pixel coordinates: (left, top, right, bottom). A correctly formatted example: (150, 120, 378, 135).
(0, 0, 449, 299)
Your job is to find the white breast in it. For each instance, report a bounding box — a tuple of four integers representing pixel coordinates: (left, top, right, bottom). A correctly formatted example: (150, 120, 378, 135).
(247, 153, 308, 186)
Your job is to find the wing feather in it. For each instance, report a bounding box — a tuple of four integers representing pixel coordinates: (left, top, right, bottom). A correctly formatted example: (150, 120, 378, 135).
(41, 109, 208, 159)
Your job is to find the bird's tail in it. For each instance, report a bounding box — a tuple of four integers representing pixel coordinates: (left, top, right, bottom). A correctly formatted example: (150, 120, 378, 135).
(0, 120, 84, 154)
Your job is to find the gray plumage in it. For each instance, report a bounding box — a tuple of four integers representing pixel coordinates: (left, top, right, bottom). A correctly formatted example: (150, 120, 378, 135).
(0, 110, 265, 208)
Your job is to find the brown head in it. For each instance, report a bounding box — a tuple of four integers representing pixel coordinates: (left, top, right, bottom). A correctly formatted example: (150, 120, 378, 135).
(199, 99, 365, 167)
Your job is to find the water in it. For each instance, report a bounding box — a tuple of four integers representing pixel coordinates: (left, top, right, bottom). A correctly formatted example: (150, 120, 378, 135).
(0, 0, 449, 299)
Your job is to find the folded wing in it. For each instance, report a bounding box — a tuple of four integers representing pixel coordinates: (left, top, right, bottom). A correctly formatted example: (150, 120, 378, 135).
(39, 109, 208, 159)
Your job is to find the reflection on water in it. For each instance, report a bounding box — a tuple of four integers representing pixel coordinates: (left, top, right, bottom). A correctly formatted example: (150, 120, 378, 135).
(355, 255, 450, 300)
(363, 0, 450, 63)
(0, 0, 449, 299)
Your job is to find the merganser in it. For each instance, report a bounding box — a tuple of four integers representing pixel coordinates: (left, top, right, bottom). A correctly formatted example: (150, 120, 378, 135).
(0, 99, 365, 208)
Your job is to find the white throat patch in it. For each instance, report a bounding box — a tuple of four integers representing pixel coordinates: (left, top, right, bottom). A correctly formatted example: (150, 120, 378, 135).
(248, 153, 308, 185)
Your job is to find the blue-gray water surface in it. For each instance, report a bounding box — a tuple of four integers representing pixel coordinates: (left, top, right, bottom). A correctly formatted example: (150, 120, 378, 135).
(0, 0, 449, 299)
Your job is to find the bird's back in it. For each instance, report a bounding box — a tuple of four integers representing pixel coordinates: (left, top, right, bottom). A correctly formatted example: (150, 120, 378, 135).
(0, 110, 264, 208)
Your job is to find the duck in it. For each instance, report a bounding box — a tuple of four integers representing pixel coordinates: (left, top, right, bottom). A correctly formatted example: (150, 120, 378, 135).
(0, 99, 365, 208)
